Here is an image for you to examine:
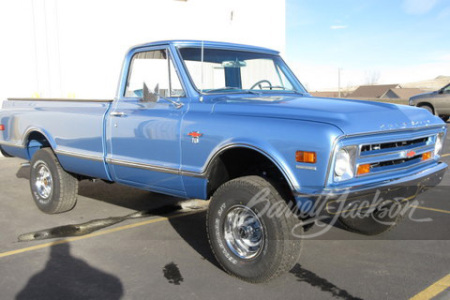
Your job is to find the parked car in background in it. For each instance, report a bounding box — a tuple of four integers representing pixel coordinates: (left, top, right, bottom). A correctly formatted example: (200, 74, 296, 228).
(409, 83, 450, 122)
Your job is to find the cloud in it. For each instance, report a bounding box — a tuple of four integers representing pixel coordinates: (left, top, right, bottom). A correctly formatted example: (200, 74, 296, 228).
(330, 25, 348, 30)
(402, 0, 440, 15)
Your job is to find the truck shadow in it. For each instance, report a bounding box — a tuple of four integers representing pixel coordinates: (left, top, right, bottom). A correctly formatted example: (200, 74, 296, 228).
(16, 165, 30, 180)
(16, 243, 124, 300)
(77, 180, 183, 211)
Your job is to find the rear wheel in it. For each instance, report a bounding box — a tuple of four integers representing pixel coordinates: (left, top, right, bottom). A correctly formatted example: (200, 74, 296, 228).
(30, 148, 78, 214)
(207, 176, 303, 283)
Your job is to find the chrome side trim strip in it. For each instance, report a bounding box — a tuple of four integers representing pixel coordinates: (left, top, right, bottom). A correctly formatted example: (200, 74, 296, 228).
(54, 149, 104, 162)
(106, 158, 206, 178)
(106, 158, 179, 175)
(8, 98, 113, 103)
(52, 151, 206, 178)
(181, 170, 205, 178)
(0, 141, 26, 149)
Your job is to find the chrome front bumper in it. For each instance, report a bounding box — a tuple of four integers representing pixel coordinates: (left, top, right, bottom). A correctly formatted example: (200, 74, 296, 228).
(296, 162, 448, 215)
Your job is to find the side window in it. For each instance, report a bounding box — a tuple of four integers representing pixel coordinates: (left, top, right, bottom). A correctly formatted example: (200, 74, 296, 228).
(443, 85, 450, 94)
(125, 49, 185, 98)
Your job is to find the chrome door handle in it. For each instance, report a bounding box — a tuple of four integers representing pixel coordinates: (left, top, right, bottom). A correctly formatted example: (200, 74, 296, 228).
(110, 111, 126, 117)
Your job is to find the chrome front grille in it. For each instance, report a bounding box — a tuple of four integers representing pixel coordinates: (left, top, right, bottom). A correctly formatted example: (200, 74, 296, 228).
(356, 135, 436, 177)
(360, 137, 429, 155)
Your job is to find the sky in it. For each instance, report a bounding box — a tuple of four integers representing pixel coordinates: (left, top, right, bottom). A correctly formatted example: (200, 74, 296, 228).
(285, 0, 450, 91)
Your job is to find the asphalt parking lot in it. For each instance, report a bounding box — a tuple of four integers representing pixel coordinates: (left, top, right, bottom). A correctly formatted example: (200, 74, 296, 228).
(0, 125, 449, 300)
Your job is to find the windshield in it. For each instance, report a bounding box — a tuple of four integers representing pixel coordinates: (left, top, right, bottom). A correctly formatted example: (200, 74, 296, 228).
(178, 47, 306, 94)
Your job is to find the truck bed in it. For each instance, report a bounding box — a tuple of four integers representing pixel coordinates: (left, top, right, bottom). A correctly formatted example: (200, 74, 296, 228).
(0, 98, 113, 180)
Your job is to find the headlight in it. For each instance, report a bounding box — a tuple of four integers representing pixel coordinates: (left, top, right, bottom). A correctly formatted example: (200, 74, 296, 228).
(334, 146, 356, 182)
(435, 133, 444, 156)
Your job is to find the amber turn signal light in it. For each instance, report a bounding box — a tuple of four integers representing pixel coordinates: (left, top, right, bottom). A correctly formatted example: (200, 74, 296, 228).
(296, 151, 317, 163)
(0, 124, 4, 131)
(357, 164, 371, 175)
(422, 151, 432, 161)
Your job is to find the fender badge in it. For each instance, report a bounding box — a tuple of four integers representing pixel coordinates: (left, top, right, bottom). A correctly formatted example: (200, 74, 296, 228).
(188, 131, 203, 144)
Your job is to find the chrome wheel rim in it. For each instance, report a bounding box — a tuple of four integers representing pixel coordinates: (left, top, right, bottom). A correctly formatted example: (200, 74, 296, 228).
(223, 205, 264, 259)
(34, 164, 53, 200)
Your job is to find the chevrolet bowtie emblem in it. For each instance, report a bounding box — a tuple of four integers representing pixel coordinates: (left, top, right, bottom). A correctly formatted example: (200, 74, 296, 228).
(406, 150, 416, 158)
(188, 131, 203, 144)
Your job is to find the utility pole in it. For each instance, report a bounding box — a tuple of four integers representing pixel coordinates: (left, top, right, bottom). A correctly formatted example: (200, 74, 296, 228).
(338, 67, 342, 98)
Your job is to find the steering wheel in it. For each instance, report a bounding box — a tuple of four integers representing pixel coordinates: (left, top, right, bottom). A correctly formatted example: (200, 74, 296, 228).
(250, 80, 273, 90)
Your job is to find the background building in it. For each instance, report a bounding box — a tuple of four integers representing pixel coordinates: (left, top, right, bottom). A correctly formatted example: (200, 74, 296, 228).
(0, 0, 286, 104)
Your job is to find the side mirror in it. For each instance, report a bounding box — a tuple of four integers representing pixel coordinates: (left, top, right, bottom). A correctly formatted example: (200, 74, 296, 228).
(142, 83, 160, 102)
(141, 82, 184, 109)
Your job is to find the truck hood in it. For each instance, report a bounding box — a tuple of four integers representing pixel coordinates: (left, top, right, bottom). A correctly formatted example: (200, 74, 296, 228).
(212, 95, 444, 135)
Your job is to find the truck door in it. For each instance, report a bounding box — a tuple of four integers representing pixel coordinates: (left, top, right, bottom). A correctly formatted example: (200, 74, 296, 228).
(106, 46, 188, 196)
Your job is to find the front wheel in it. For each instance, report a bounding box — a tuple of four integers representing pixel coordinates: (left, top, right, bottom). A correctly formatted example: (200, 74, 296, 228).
(206, 176, 303, 283)
(30, 148, 78, 214)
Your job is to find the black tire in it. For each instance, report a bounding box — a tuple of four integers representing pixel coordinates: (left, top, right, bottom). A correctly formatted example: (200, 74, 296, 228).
(30, 148, 78, 214)
(207, 176, 303, 283)
(441, 116, 449, 122)
(419, 104, 434, 115)
(338, 200, 405, 236)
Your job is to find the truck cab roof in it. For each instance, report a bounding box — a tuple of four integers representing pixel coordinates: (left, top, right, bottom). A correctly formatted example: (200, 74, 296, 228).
(129, 40, 280, 55)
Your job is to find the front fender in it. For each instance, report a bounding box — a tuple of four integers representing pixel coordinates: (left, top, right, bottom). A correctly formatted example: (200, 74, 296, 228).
(204, 140, 301, 192)
(181, 112, 343, 196)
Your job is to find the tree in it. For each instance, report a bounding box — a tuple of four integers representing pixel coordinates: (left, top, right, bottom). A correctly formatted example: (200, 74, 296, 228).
(365, 70, 380, 85)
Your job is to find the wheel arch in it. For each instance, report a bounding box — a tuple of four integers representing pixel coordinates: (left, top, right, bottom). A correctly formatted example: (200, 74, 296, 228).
(23, 128, 56, 160)
(417, 102, 435, 114)
(204, 144, 298, 200)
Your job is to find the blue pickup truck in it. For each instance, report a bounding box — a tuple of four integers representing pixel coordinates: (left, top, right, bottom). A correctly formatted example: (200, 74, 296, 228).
(0, 40, 447, 282)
